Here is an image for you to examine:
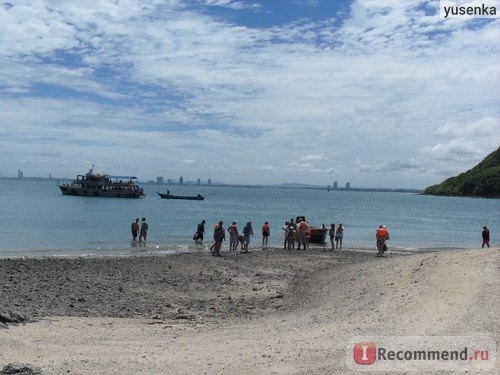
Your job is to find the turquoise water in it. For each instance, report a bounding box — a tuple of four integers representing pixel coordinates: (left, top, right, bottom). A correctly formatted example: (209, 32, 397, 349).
(0, 179, 498, 257)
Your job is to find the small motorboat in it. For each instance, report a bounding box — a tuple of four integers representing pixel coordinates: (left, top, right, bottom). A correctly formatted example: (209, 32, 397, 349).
(157, 192, 204, 200)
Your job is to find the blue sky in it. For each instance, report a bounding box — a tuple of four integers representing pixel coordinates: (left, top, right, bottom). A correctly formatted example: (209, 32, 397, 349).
(1, 0, 499, 188)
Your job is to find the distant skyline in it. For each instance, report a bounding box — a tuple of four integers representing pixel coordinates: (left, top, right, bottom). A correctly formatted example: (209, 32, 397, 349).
(7, 172, 421, 192)
(1, 1, 499, 189)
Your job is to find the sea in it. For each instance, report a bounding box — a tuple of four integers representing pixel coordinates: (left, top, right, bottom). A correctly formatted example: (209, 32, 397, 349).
(0, 179, 498, 258)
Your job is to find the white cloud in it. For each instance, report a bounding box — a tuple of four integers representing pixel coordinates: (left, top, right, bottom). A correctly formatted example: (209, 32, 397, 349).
(433, 117, 499, 138)
(0, 0, 498, 188)
(203, 0, 262, 10)
(301, 154, 328, 162)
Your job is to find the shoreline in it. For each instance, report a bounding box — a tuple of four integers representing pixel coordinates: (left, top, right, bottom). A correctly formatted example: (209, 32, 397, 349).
(1, 247, 498, 374)
(0, 242, 479, 260)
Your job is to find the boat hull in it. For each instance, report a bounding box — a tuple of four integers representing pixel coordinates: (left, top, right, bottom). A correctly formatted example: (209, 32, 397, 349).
(309, 227, 327, 243)
(59, 186, 142, 198)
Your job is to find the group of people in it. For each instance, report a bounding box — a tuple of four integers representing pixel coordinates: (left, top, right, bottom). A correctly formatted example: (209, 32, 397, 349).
(193, 220, 258, 256)
(134, 217, 491, 256)
(328, 223, 344, 250)
(130, 217, 149, 243)
(195, 216, 338, 254)
(281, 217, 313, 250)
(372, 224, 491, 257)
(282, 218, 346, 252)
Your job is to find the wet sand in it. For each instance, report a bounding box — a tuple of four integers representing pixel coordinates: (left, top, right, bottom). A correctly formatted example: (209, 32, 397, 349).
(0, 246, 498, 374)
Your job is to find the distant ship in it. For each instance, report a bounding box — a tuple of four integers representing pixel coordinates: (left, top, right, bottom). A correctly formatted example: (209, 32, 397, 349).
(58, 167, 145, 198)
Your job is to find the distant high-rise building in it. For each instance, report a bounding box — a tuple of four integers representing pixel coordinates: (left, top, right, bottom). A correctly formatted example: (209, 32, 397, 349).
(17, 169, 23, 179)
(197, 178, 201, 185)
(333, 181, 338, 189)
(208, 178, 211, 185)
(179, 176, 183, 185)
(156, 176, 164, 184)
(167, 178, 172, 184)
(346, 182, 351, 189)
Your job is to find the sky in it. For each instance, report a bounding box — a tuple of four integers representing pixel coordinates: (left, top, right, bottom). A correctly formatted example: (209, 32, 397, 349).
(1, 0, 499, 188)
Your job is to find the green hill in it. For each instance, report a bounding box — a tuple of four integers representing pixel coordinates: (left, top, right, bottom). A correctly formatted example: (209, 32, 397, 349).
(424, 146, 500, 198)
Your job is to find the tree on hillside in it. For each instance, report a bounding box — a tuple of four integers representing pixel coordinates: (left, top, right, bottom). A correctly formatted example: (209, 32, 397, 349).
(424, 146, 500, 198)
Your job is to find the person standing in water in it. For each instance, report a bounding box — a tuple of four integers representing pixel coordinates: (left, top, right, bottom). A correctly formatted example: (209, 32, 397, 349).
(194, 219, 206, 242)
(139, 217, 148, 243)
(131, 218, 139, 241)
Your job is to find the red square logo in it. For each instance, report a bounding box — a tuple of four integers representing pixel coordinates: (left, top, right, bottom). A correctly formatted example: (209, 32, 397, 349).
(353, 342, 377, 364)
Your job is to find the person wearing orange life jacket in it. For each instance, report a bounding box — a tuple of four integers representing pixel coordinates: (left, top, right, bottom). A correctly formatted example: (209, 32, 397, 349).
(262, 221, 270, 247)
(296, 218, 310, 250)
(305, 226, 312, 249)
(228, 220, 239, 252)
(376, 225, 389, 257)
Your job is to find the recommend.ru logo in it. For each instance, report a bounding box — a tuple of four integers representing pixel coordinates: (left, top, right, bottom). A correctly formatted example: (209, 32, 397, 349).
(347, 336, 496, 372)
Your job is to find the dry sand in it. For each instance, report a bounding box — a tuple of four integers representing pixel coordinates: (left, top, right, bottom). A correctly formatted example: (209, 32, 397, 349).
(0, 247, 498, 374)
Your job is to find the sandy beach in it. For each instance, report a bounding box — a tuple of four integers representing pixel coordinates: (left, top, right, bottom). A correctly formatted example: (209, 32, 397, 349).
(0, 246, 498, 374)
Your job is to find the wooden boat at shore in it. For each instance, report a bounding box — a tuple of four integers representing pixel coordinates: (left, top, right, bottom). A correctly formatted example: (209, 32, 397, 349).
(295, 216, 327, 244)
(157, 192, 205, 200)
(309, 227, 328, 243)
(58, 167, 145, 198)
